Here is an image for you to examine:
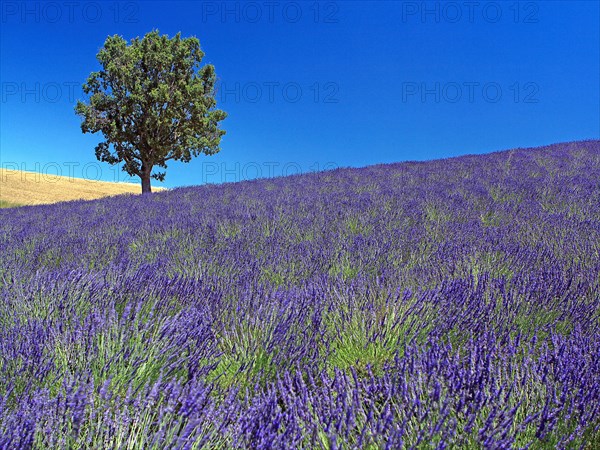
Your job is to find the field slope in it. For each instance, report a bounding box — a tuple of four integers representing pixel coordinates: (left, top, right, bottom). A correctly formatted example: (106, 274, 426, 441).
(0, 168, 165, 206)
(0, 140, 599, 448)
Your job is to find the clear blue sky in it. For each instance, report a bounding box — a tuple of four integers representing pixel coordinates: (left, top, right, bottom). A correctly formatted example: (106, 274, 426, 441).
(1, 1, 599, 188)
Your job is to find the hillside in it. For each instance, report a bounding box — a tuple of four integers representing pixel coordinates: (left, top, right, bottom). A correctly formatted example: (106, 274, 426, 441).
(0, 140, 599, 448)
(0, 168, 165, 206)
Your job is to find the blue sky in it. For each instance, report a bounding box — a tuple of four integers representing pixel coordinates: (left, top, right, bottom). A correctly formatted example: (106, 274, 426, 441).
(1, 1, 599, 188)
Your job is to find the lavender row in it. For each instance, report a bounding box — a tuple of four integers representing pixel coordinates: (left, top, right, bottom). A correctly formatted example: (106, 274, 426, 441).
(1, 140, 599, 448)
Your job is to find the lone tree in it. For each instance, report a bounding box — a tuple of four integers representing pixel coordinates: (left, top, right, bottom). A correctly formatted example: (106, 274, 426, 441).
(76, 30, 226, 193)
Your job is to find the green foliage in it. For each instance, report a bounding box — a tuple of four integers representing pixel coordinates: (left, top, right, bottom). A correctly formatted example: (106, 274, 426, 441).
(75, 30, 227, 193)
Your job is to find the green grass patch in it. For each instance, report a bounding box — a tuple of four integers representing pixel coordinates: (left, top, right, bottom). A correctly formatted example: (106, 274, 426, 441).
(0, 199, 22, 208)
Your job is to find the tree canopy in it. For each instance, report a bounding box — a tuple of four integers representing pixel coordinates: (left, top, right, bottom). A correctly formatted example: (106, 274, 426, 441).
(75, 30, 227, 193)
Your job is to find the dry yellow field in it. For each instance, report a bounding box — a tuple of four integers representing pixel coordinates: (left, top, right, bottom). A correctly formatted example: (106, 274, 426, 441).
(0, 169, 166, 207)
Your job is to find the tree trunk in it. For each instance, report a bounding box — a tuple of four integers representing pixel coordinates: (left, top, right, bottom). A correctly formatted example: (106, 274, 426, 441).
(141, 167, 152, 194)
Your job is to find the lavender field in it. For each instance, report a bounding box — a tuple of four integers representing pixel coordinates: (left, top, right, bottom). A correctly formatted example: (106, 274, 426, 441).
(1, 141, 599, 449)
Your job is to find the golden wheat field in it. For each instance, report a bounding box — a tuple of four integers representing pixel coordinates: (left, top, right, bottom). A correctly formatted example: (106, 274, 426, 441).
(0, 169, 166, 207)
